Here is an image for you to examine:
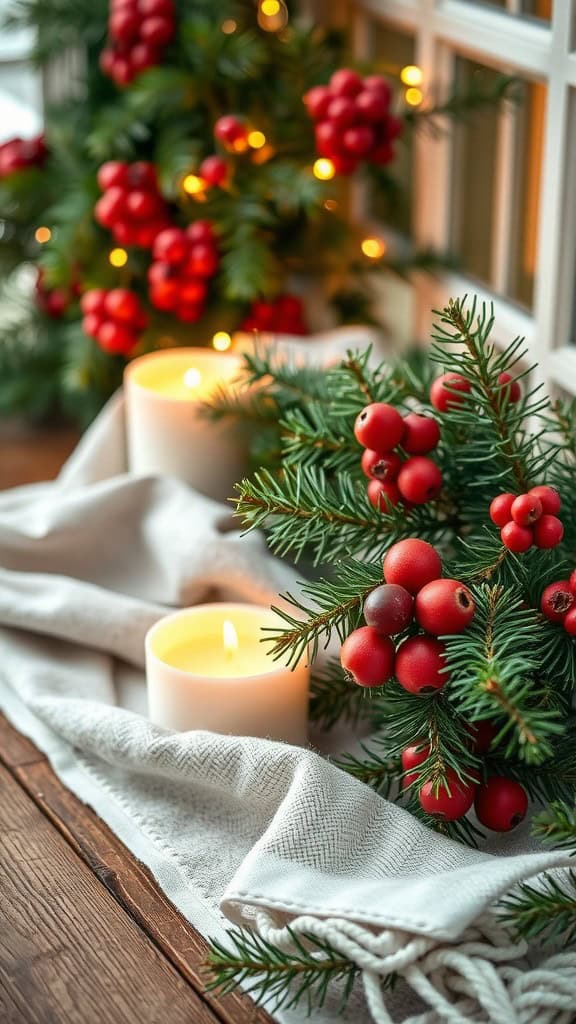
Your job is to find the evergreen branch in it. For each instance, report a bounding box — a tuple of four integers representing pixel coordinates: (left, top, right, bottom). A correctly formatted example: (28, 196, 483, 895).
(335, 736, 400, 799)
(280, 405, 360, 473)
(310, 657, 381, 730)
(204, 926, 361, 1014)
(500, 871, 576, 948)
(532, 801, 576, 851)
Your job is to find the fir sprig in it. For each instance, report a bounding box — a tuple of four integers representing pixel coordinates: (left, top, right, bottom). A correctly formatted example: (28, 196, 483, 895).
(532, 801, 576, 851)
(310, 657, 381, 731)
(500, 872, 576, 948)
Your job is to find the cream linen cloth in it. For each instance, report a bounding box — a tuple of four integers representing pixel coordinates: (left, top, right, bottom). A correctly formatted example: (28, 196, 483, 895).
(0, 387, 575, 1023)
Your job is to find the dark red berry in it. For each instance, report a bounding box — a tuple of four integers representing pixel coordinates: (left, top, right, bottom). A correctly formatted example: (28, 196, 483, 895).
(395, 636, 448, 694)
(415, 578, 475, 635)
(497, 372, 521, 403)
(97, 321, 137, 355)
(361, 449, 402, 481)
(97, 161, 128, 190)
(354, 403, 405, 452)
(397, 456, 442, 505)
(199, 155, 228, 186)
(489, 493, 515, 527)
(533, 515, 564, 549)
(430, 372, 471, 412)
(528, 485, 561, 515)
(152, 227, 188, 265)
(474, 777, 528, 832)
(402, 413, 440, 455)
(564, 608, 576, 635)
(330, 68, 363, 97)
(419, 768, 476, 820)
(540, 581, 574, 623)
(363, 583, 413, 636)
(383, 539, 442, 595)
(511, 493, 542, 526)
(501, 521, 533, 552)
(326, 97, 357, 127)
(214, 115, 246, 145)
(187, 220, 215, 244)
(367, 479, 400, 510)
(569, 570, 576, 595)
(340, 626, 395, 688)
(80, 289, 107, 316)
(315, 121, 340, 158)
(465, 720, 497, 753)
(401, 744, 430, 788)
(355, 89, 389, 122)
(303, 85, 332, 120)
(104, 288, 141, 324)
(140, 16, 173, 46)
(342, 125, 375, 156)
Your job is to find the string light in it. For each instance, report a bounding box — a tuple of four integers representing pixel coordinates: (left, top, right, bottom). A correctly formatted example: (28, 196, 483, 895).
(183, 174, 206, 195)
(109, 247, 128, 267)
(35, 226, 52, 243)
(212, 331, 232, 351)
(324, 199, 338, 211)
(221, 18, 237, 34)
(257, 0, 288, 32)
(248, 130, 266, 149)
(313, 158, 335, 181)
(405, 87, 423, 107)
(400, 65, 423, 87)
(361, 237, 386, 259)
(261, 0, 280, 14)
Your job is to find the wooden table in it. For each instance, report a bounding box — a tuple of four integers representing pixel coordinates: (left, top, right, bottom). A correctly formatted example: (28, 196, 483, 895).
(0, 423, 271, 1024)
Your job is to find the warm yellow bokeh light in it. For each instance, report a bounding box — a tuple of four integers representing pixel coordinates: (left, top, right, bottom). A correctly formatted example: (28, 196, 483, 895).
(212, 331, 232, 352)
(361, 237, 386, 259)
(261, 0, 280, 14)
(405, 87, 423, 107)
(324, 199, 338, 211)
(184, 368, 202, 389)
(400, 65, 423, 87)
(248, 130, 266, 149)
(232, 137, 250, 154)
(221, 18, 237, 34)
(183, 174, 206, 195)
(35, 226, 52, 244)
(109, 247, 128, 267)
(313, 158, 335, 181)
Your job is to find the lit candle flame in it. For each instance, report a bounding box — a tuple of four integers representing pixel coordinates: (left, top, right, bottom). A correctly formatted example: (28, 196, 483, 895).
(223, 620, 239, 658)
(184, 367, 202, 389)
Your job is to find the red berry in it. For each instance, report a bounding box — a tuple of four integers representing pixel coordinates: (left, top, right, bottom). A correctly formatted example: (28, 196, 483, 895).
(497, 372, 521, 403)
(363, 76, 392, 102)
(152, 227, 188, 265)
(533, 514, 564, 549)
(363, 583, 413, 636)
(528, 485, 561, 515)
(303, 85, 332, 121)
(315, 121, 341, 157)
(130, 42, 159, 73)
(214, 115, 246, 145)
(367, 479, 400, 510)
(330, 68, 363, 97)
(340, 626, 395, 688)
(361, 449, 402, 480)
(501, 521, 533, 552)
(401, 744, 430, 789)
(111, 56, 133, 86)
(176, 303, 204, 323)
(94, 188, 126, 227)
(383, 538, 442, 595)
(564, 608, 576, 635)
(104, 288, 141, 324)
(540, 581, 574, 623)
(149, 280, 179, 310)
(326, 97, 357, 127)
(96, 321, 138, 355)
(330, 155, 357, 175)
(44, 288, 68, 318)
(415, 578, 475, 635)
(430, 372, 471, 412)
(355, 89, 390, 122)
(511, 493, 543, 526)
(99, 48, 116, 76)
(178, 278, 207, 306)
(112, 220, 139, 246)
(401, 413, 440, 455)
(109, 10, 139, 42)
(80, 289, 107, 316)
(489, 493, 515, 527)
(139, 0, 174, 14)
(186, 243, 218, 278)
(569, 570, 576, 595)
(397, 456, 443, 505)
(465, 720, 497, 753)
(419, 769, 476, 821)
(82, 313, 102, 338)
(199, 155, 228, 186)
(354, 402, 405, 452)
(125, 189, 161, 220)
(97, 161, 128, 190)
(343, 125, 375, 156)
(395, 636, 448, 694)
(127, 162, 157, 190)
(474, 777, 528, 832)
(140, 16, 173, 45)
(186, 220, 215, 244)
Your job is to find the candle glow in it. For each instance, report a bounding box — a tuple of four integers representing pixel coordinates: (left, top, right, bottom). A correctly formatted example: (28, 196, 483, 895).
(223, 619, 238, 658)
(184, 367, 202, 389)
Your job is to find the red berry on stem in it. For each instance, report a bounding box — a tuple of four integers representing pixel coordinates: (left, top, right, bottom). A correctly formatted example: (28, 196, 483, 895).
(326, 97, 357, 128)
(401, 744, 430, 789)
(497, 372, 521, 403)
(367, 479, 400, 510)
(342, 125, 375, 157)
(569, 570, 576, 595)
(330, 155, 357, 176)
(533, 514, 564, 549)
(511, 493, 542, 526)
(355, 89, 390, 122)
(130, 43, 159, 74)
(540, 581, 574, 623)
(415, 578, 475, 635)
(125, 189, 161, 220)
(127, 162, 157, 189)
(364, 76, 392, 102)
(104, 288, 141, 323)
(396, 636, 448, 694)
(361, 449, 402, 481)
(187, 220, 215, 244)
(97, 321, 137, 355)
(111, 57, 133, 87)
(564, 608, 576, 635)
(315, 120, 341, 157)
(397, 457, 443, 505)
(178, 278, 207, 306)
(489, 493, 515, 528)
(199, 155, 228, 186)
(474, 777, 528, 832)
(340, 626, 395, 687)
(354, 402, 405, 452)
(214, 115, 246, 145)
(80, 289, 107, 316)
(501, 521, 533, 553)
(177, 303, 203, 323)
(97, 161, 128, 190)
(430, 372, 471, 412)
(82, 313, 102, 339)
(528, 485, 561, 515)
(152, 227, 188, 265)
(383, 538, 442, 594)
(139, 0, 174, 15)
(419, 769, 475, 821)
(363, 583, 413, 635)
(330, 68, 363, 97)
(402, 413, 440, 455)
(140, 16, 173, 46)
(465, 720, 497, 753)
(109, 10, 139, 42)
(303, 85, 332, 121)
(94, 188, 126, 227)
(186, 243, 218, 278)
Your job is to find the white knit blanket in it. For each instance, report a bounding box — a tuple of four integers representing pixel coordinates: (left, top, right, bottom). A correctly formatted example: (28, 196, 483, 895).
(0, 393, 575, 1024)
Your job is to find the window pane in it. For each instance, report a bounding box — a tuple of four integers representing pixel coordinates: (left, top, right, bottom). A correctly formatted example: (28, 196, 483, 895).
(508, 80, 545, 306)
(459, 0, 552, 22)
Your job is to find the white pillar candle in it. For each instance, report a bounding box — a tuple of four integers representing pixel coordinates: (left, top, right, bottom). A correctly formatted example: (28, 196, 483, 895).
(124, 348, 245, 501)
(146, 604, 310, 745)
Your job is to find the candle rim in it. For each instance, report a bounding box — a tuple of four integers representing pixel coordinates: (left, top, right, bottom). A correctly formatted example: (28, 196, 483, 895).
(124, 347, 243, 403)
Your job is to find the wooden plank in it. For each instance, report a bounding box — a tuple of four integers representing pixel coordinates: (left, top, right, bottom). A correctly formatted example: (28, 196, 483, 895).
(0, 716, 271, 1024)
(0, 716, 46, 768)
(0, 424, 79, 490)
(0, 762, 221, 1024)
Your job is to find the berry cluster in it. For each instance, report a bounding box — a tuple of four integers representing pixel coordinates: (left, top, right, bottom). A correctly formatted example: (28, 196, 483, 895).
(80, 288, 147, 355)
(489, 485, 564, 552)
(100, 0, 175, 87)
(304, 68, 402, 176)
(354, 403, 442, 509)
(430, 370, 521, 413)
(541, 570, 576, 635)
(340, 538, 475, 695)
(0, 135, 47, 178)
(147, 222, 219, 323)
(240, 295, 308, 335)
(35, 268, 70, 319)
(95, 161, 169, 247)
